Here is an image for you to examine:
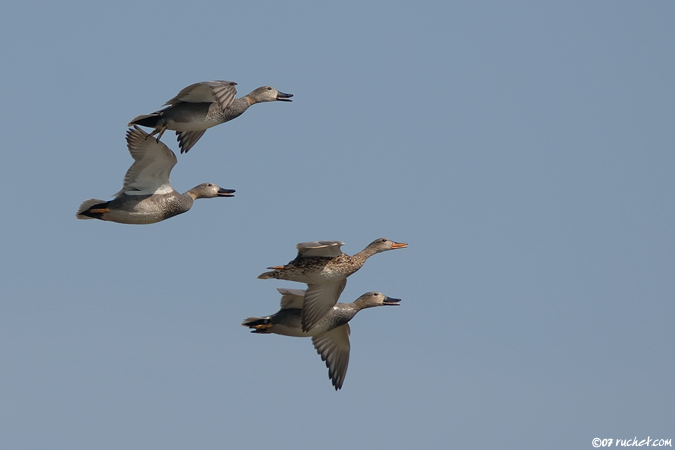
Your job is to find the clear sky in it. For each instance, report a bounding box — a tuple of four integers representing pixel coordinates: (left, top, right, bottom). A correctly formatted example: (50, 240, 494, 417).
(1, 1, 673, 449)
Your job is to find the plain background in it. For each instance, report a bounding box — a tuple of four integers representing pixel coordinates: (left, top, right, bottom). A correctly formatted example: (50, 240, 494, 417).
(1, 1, 673, 449)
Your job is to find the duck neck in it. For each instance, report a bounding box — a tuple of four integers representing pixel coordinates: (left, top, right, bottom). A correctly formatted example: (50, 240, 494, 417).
(183, 191, 199, 204)
(350, 298, 378, 312)
(218, 98, 250, 119)
(351, 247, 379, 265)
(332, 303, 359, 323)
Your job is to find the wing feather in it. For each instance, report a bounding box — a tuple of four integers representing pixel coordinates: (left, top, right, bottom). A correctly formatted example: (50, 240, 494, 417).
(301, 279, 346, 332)
(118, 127, 176, 196)
(312, 324, 351, 390)
(277, 288, 307, 309)
(176, 130, 207, 154)
(164, 80, 237, 108)
(296, 241, 345, 258)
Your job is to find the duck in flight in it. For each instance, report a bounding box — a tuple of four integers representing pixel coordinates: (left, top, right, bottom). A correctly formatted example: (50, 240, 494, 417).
(243, 288, 401, 390)
(128, 80, 293, 153)
(76, 126, 234, 224)
(258, 238, 407, 332)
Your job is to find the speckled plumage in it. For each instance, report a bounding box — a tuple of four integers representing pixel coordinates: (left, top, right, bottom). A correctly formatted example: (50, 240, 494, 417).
(242, 288, 401, 390)
(128, 81, 293, 153)
(258, 238, 407, 332)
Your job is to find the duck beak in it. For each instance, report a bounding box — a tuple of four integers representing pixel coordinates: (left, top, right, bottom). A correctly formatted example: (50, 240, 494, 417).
(383, 297, 401, 306)
(276, 91, 293, 102)
(217, 188, 236, 197)
(390, 242, 408, 249)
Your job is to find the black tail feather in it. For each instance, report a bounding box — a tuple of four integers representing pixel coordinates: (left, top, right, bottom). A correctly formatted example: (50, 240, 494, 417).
(241, 316, 273, 333)
(128, 113, 160, 128)
(77, 201, 110, 220)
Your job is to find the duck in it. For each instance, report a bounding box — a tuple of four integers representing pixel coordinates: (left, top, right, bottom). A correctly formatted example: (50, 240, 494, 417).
(76, 126, 235, 224)
(258, 238, 407, 332)
(242, 288, 401, 390)
(128, 80, 293, 154)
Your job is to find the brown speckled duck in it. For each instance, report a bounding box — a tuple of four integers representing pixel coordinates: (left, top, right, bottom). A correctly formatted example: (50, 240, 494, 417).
(258, 238, 407, 332)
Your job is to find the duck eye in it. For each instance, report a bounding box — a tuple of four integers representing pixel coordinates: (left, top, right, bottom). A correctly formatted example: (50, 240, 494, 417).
(267, 87, 272, 90)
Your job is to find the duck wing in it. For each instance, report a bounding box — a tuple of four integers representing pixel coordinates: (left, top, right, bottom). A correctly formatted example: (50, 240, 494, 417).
(165, 80, 237, 109)
(117, 126, 176, 196)
(176, 130, 207, 154)
(277, 288, 306, 310)
(301, 279, 346, 332)
(296, 241, 345, 258)
(312, 324, 351, 390)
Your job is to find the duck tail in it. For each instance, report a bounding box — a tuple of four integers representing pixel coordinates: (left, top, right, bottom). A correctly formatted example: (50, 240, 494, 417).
(128, 113, 160, 128)
(241, 316, 273, 333)
(76, 199, 109, 220)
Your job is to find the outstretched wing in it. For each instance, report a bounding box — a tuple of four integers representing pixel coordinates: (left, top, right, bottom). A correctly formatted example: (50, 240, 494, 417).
(117, 127, 176, 196)
(165, 80, 237, 109)
(301, 279, 346, 332)
(312, 324, 351, 390)
(176, 130, 207, 154)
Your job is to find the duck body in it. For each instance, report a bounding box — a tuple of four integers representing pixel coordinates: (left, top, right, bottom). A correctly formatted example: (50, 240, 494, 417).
(242, 289, 401, 390)
(77, 185, 230, 224)
(76, 127, 235, 225)
(128, 81, 293, 153)
(245, 304, 353, 338)
(130, 98, 249, 132)
(261, 253, 363, 284)
(77, 194, 185, 224)
(258, 239, 407, 332)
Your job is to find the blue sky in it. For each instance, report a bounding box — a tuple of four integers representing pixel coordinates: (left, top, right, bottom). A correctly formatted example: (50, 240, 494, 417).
(1, 1, 673, 449)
